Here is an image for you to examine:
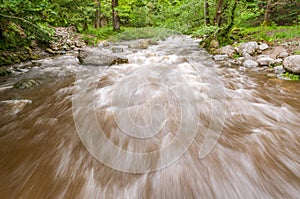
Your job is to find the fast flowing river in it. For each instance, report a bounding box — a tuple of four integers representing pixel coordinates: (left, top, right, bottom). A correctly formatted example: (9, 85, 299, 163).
(0, 36, 299, 198)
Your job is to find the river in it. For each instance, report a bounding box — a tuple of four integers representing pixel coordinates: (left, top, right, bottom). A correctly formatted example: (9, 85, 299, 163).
(0, 36, 299, 198)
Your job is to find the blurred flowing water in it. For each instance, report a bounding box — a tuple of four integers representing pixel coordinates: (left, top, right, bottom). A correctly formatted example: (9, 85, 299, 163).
(0, 36, 299, 198)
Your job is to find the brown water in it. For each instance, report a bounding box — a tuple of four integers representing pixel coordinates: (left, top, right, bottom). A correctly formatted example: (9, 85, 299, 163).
(0, 36, 299, 198)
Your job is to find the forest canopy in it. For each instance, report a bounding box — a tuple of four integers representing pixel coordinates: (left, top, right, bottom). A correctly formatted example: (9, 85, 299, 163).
(0, 0, 299, 50)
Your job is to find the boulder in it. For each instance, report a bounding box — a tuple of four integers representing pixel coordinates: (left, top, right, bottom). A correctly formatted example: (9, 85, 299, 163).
(277, 51, 289, 59)
(237, 42, 258, 56)
(243, 60, 258, 68)
(128, 39, 149, 49)
(215, 45, 236, 57)
(78, 48, 128, 66)
(268, 46, 288, 59)
(283, 55, 300, 74)
(257, 55, 274, 66)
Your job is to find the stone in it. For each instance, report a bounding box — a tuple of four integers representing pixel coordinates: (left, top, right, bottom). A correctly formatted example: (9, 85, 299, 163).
(258, 43, 269, 51)
(274, 58, 283, 65)
(273, 65, 285, 74)
(112, 47, 124, 53)
(257, 55, 274, 66)
(77, 48, 128, 66)
(267, 73, 277, 78)
(213, 54, 229, 61)
(215, 45, 236, 57)
(98, 40, 110, 48)
(243, 60, 258, 68)
(277, 52, 289, 59)
(128, 39, 149, 49)
(283, 55, 300, 73)
(0, 68, 12, 76)
(268, 46, 288, 59)
(237, 42, 258, 56)
(209, 40, 219, 49)
(46, 48, 55, 54)
(13, 79, 40, 89)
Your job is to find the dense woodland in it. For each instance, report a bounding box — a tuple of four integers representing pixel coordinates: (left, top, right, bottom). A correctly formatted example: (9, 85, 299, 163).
(0, 0, 299, 51)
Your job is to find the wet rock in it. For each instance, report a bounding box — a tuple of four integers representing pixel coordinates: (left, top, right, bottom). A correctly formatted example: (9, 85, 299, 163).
(78, 48, 128, 66)
(98, 40, 110, 48)
(283, 55, 300, 74)
(213, 54, 229, 61)
(274, 65, 285, 74)
(274, 58, 283, 65)
(0, 68, 12, 76)
(243, 60, 258, 68)
(128, 39, 149, 49)
(257, 55, 274, 66)
(209, 40, 219, 49)
(215, 45, 236, 58)
(236, 57, 246, 65)
(112, 47, 124, 53)
(46, 48, 55, 54)
(13, 79, 40, 89)
(75, 41, 85, 48)
(267, 73, 277, 78)
(147, 39, 159, 45)
(237, 42, 258, 56)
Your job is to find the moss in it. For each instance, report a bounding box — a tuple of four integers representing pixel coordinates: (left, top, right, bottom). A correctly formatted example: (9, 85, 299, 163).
(282, 72, 300, 81)
(0, 68, 12, 76)
(293, 50, 300, 55)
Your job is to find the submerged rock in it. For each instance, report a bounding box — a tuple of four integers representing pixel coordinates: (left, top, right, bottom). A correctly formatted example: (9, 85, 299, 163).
(0, 68, 12, 76)
(77, 48, 128, 66)
(283, 55, 300, 74)
(13, 79, 40, 89)
(128, 39, 149, 49)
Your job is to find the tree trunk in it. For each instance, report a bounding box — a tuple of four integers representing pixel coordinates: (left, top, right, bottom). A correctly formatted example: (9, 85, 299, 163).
(112, 0, 120, 31)
(214, 0, 224, 27)
(95, 0, 101, 28)
(263, 0, 273, 26)
(204, 0, 210, 25)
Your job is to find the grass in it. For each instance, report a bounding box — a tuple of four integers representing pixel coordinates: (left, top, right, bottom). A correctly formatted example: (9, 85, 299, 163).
(238, 25, 300, 43)
(281, 72, 300, 81)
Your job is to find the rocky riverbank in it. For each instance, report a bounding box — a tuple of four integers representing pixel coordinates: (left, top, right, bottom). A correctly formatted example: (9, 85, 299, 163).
(0, 26, 85, 68)
(209, 39, 300, 80)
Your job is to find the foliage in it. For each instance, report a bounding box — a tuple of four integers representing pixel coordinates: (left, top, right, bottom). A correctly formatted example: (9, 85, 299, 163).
(0, 0, 299, 52)
(238, 26, 300, 42)
(109, 27, 180, 41)
(282, 72, 300, 81)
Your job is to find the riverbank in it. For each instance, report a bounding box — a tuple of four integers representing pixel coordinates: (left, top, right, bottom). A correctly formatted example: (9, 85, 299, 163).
(1, 26, 300, 81)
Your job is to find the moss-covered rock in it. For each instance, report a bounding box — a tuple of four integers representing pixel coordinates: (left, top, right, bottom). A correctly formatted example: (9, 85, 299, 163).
(13, 79, 40, 89)
(0, 68, 12, 76)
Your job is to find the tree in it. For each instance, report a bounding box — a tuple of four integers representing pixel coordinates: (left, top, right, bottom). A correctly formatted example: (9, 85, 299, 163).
(95, 0, 101, 28)
(112, 0, 120, 31)
(204, 0, 210, 25)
